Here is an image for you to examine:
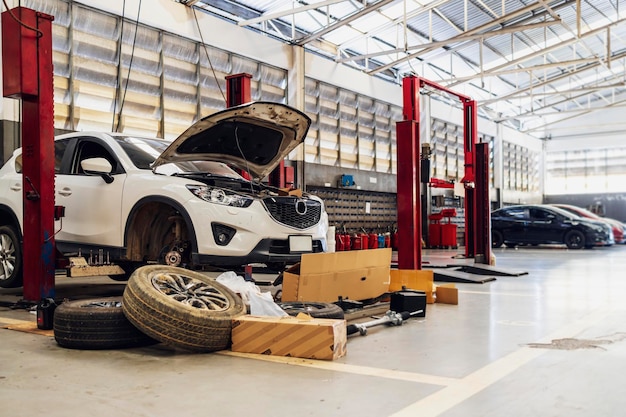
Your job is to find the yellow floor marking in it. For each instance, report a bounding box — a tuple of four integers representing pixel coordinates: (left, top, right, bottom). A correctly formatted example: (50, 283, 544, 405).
(0, 317, 33, 326)
(219, 350, 458, 386)
(388, 308, 609, 417)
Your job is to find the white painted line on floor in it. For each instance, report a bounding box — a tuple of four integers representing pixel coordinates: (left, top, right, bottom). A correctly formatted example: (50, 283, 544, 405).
(219, 350, 459, 386)
(387, 307, 610, 417)
(459, 290, 538, 297)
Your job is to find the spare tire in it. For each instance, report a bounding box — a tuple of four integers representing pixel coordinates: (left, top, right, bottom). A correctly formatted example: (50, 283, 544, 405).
(122, 265, 245, 352)
(53, 297, 157, 349)
(278, 301, 345, 319)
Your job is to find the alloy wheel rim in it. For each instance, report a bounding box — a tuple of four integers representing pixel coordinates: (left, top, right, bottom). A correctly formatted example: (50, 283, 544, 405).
(150, 271, 230, 311)
(0, 233, 16, 280)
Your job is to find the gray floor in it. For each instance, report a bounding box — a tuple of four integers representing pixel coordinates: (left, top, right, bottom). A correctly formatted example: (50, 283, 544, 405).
(1, 245, 626, 417)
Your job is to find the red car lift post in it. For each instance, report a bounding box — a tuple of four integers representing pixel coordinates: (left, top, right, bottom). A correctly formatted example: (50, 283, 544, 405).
(225, 72, 286, 188)
(2, 7, 56, 301)
(396, 75, 491, 269)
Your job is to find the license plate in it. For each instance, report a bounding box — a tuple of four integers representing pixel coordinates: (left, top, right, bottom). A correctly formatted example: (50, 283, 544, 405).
(289, 235, 313, 253)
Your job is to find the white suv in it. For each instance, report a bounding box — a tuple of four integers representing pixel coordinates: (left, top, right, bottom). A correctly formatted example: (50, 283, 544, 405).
(0, 102, 328, 288)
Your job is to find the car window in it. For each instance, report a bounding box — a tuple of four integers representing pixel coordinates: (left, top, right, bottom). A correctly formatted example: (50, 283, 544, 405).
(500, 207, 529, 220)
(530, 208, 553, 220)
(72, 140, 123, 175)
(54, 139, 71, 174)
(14, 139, 69, 174)
(15, 154, 22, 173)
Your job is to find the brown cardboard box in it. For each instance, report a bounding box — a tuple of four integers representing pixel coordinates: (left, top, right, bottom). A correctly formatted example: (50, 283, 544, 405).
(435, 284, 459, 305)
(282, 248, 392, 302)
(389, 269, 435, 303)
(231, 315, 347, 360)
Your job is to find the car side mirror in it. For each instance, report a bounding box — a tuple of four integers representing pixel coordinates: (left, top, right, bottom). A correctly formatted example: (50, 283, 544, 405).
(546, 214, 556, 221)
(81, 157, 114, 184)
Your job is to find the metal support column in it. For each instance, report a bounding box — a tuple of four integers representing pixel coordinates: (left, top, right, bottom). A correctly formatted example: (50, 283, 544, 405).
(2, 7, 55, 301)
(473, 142, 491, 264)
(396, 76, 421, 270)
(225, 72, 286, 187)
(462, 99, 477, 258)
(225, 73, 252, 107)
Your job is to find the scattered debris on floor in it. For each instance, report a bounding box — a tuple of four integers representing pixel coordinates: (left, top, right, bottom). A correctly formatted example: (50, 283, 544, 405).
(526, 333, 626, 351)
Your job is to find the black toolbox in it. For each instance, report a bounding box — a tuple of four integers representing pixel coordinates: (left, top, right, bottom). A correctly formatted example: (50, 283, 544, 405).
(390, 289, 427, 317)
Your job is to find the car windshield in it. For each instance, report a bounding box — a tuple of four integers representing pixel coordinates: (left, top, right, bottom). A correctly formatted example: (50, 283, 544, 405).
(545, 205, 584, 220)
(114, 136, 245, 180)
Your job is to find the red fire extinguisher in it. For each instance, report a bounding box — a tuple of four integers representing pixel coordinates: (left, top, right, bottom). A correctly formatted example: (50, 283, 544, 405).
(351, 233, 362, 250)
(369, 233, 378, 249)
(391, 231, 398, 250)
(335, 233, 344, 251)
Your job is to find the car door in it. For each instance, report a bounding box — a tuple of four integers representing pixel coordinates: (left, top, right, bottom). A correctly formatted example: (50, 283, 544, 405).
(494, 207, 529, 243)
(55, 136, 126, 248)
(527, 207, 561, 243)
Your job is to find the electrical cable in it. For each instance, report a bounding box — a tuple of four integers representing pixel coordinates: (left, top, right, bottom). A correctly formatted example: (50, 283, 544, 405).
(1, 0, 43, 37)
(113, 0, 142, 133)
(111, 0, 126, 131)
(192, 6, 227, 105)
(234, 125, 254, 194)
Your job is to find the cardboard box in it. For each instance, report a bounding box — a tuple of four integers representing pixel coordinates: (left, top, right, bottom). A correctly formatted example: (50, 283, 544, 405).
(231, 315, 347, 360)
(435, 284, 459, 305)
(282, 248, 392, 302)
(389, 269, 435, 304)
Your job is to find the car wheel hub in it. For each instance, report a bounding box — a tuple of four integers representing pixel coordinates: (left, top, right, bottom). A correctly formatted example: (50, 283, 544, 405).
(151, 272, 230, 311)
(164, 250, 182, 266)
(0, 234, 15, 279)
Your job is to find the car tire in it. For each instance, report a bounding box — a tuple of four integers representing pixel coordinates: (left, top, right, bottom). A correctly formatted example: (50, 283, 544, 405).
(122, 265, 246, 352)
(0, 225, 23, 288)
(53, 297, 158, 350)
(564, 230, 585, 249)
(491, 230, 504, 248)
(278, 301, 345, 319)
(108, 261, 141, 282)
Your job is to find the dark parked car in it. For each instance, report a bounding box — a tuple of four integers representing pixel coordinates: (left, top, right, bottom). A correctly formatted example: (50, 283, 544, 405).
(491, 204, 613, 249)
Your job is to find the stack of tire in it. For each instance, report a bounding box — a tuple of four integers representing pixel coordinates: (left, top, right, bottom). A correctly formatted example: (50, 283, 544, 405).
(53, 266, 345, 352)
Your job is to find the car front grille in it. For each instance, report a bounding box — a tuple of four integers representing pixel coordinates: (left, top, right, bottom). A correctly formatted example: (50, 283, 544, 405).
(263, 197, 322, 230)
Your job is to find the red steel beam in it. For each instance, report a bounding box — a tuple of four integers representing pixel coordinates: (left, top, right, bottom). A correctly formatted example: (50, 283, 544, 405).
(2, 8, 56, 301)
(473, 143, 492, 264)
(225, 72, 252, 107)
(396, 76, 421, 269)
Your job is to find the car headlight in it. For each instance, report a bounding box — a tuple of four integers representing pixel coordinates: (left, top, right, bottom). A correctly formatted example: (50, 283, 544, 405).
(186, 185, 253, 208)
(592, 224, 605, 233)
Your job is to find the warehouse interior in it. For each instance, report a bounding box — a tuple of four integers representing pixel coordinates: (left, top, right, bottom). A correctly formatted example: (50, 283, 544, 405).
(1, 1, 626, 416)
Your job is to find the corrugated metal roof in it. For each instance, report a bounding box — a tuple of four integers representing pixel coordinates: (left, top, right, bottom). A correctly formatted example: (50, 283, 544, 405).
(195, 0, 626, 135)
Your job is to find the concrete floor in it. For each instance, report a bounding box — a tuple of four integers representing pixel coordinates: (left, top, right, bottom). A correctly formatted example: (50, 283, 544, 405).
(1, 245, 626, 417)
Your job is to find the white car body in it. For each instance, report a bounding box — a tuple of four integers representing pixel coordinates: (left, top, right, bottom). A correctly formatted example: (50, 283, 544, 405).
(0, 102, 328, 287)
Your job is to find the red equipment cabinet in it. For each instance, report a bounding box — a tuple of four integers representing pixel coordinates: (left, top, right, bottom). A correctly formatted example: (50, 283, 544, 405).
(440, 208, 458, 249)
(427, 213, 443, 248)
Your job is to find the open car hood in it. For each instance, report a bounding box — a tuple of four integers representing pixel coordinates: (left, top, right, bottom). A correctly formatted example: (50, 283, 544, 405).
(152, 102, 311, 180)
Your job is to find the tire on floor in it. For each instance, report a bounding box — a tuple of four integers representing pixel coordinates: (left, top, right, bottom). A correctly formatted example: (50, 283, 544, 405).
(122, 265, 246, 352)
(278, 301, 345, 319)
(53, 297, 158, 349)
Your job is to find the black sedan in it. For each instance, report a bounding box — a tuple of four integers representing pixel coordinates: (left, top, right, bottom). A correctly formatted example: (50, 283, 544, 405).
(491, 205, 613, 249)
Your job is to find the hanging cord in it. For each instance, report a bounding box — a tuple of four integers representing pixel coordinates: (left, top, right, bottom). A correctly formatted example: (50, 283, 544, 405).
(1, 0, 43, 37)
(234, 125, 255, 194)
(192, 6, 226, 105)
(112, 0, 142, 132)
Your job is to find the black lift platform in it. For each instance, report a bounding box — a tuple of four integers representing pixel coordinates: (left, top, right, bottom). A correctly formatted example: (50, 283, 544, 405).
(424, 263, 527, 284)
(452, 264, 528, 277)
